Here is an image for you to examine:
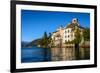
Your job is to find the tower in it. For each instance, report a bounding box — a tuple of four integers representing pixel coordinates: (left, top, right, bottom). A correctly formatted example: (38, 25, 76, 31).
(72, 18, 79, 26)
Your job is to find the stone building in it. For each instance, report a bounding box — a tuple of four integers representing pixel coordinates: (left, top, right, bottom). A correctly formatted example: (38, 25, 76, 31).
(51, 18, 89, 61)
(52, 18, 85, 46)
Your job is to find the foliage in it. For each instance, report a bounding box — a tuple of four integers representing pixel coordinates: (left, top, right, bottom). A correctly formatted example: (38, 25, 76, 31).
(83, 28, 90, 41)
(38, 32, 52, 48)
(42, 32, 48, 47)
(74, 27, 82, 44)
(50, 39, 55, 47)
(65, 40, 74, 44)
(26, 32, 53, 48)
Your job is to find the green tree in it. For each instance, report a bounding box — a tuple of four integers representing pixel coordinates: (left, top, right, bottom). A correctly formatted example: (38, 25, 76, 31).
(74, 27, 81, 44)
(74, 26, 82, 60)
(42, 32, 48, 47)
(36, 32, 53, 48)
(83, 28, 90, 41)
(50, 39, 55, 47)
(48, 33, 52, 47)
(65, 40, 74, 44)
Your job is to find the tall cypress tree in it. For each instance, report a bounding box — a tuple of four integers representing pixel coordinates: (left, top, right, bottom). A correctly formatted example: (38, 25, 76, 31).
(74, 26, 81, 60)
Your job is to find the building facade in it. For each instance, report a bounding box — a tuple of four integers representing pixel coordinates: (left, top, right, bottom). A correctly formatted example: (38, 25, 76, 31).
(51, 18, 87, 61)
(52, 18, 85, 46)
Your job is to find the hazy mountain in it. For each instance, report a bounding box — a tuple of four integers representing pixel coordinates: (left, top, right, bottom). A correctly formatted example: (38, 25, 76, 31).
(21, 41, 30, 48)
(21, 38, 42, 48)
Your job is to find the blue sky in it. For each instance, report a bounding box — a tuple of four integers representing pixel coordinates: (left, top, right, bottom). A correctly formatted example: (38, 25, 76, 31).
(21, 10, 90, 42)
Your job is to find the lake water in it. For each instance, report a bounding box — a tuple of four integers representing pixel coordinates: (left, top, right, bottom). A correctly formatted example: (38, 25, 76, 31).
(21, 46, 90, 63)
(21, 46, 51, 63)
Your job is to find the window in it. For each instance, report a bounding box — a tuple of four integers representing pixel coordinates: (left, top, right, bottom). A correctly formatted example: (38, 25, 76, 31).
(71, 34, 73, 37)
(65, 31, 66, 33)
(68, 30, 69, 33)
(68, 35, 69, 38)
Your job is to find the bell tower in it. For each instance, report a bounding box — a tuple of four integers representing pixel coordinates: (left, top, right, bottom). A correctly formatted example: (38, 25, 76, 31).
(72, 18, 79, 26)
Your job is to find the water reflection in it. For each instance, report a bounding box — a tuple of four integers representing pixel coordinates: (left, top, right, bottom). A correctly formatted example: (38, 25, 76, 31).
(21, 46, 90, 63)
(51, 47, 90, 61)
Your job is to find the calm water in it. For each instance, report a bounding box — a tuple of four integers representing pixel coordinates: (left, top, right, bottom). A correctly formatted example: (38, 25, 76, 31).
(21, 46, 90, 63)
(21, 46, 51, 63)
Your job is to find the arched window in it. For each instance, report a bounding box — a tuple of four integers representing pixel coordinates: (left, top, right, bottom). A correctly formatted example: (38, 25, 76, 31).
(68, 35, 69, 38)
(68, 30, 69, 33)
(65, 30, 66, 33)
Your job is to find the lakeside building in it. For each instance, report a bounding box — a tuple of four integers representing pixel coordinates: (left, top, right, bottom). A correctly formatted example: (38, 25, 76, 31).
(51, 18, 90, 61)
(51, 18, 85, 46)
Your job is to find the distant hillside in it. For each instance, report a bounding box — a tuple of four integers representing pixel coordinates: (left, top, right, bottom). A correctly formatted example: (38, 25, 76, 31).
(21, 41, 30, 48)
(22, 38, 42, 48)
